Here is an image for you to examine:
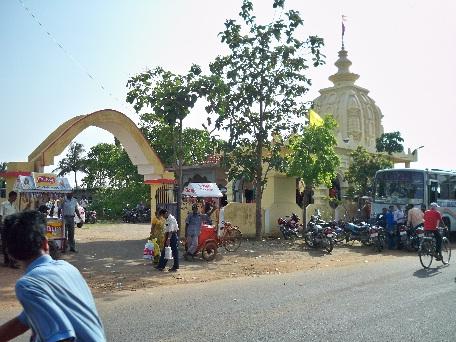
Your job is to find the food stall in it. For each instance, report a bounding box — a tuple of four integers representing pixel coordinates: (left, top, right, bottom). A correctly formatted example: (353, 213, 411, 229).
(182, 183, 223, 228)
(13, 172, 72, 251)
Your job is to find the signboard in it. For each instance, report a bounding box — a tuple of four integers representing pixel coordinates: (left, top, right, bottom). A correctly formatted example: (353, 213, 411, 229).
(14, 173, 72, 193)
(46, 218, 64, 239)
(182, 183, 223, 198)
(34, 173, 58, 188)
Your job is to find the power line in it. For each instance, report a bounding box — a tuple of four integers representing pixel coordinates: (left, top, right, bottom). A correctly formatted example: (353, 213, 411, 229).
(16, 0, 132, 113)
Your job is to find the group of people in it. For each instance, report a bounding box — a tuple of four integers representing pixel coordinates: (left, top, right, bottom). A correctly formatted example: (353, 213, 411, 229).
(148, 202, 215, 272)
(375, 202, 445, 259)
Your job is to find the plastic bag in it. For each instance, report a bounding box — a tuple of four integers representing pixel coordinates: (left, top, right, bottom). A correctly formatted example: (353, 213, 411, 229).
(143, 240, 154, 260)
(164, 246, 173, 260)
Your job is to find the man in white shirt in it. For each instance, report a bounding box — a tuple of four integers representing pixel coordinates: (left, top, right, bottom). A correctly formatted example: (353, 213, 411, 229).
(58, 192, 81, 253)
(0, 191, 18, 267)
(155, 208, 179, 272)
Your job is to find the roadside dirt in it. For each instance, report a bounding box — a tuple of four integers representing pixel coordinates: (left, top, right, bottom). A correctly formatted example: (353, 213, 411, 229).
(1, 223, 407, 310)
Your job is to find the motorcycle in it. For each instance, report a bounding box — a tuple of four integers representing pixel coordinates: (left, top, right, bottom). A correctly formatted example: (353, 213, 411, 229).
(304, 217, 335, 253)
(400, 225, 424, 252)
(85, 209, 97, 224)
(343, 220, 385, 252)
(278, 213, 302, 239)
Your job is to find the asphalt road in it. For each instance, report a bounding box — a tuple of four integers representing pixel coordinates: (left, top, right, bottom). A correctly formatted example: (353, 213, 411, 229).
(2, 255, 455, 341)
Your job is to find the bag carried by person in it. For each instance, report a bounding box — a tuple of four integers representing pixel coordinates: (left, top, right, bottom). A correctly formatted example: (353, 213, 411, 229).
(164, 246, 173, 260)
(143, 240, 154, 260)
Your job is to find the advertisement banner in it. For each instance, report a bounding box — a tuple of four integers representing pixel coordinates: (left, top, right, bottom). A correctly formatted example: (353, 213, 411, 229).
(46, 219, 64, 239)
(33, 173, 58, 188)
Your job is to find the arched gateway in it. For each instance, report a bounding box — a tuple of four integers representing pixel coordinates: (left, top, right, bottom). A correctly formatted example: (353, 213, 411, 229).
(3, 109, 174, 215)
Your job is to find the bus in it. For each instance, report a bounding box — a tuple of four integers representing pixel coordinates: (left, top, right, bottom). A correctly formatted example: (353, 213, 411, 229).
(372, 168, 456, 232)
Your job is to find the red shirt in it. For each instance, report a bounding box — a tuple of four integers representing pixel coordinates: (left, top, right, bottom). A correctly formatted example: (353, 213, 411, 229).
(423, 209, 442, 231)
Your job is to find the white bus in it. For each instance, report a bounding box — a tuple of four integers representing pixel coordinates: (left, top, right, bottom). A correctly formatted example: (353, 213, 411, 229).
(372, 168, 456, 232)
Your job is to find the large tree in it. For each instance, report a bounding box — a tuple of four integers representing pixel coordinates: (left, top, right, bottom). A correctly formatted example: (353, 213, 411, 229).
(376, 131, 404, 155)
(286, 115, 340, 196)
(344, 146, 393, 198)
(126, 65, 203, 223)
(202, 0, 325, 239)
(53, 142, 86, 188)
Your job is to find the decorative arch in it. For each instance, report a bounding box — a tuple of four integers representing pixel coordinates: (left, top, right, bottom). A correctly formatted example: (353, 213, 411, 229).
(28, 109, 165, 181)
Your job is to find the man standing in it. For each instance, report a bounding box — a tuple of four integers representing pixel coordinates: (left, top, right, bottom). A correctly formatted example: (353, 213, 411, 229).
(184, 204, 203, 261)
(58, 192, 81, 253)
(0, 210, 105, 341)
(424, 202, 443, 260)
(0, 191, 18, 268)
(385, 205, 396, 250)
(406, 204, 424, 229)
(155, 208, 179, 272)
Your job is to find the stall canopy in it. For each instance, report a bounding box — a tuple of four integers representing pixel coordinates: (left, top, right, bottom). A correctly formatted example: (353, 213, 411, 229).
(13, 172, 72, 193)
(182, 183, 223, 198)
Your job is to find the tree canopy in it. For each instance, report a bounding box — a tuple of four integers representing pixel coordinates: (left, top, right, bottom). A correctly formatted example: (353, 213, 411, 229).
(202, 0, 325, 239)
(53, 142, 86, 188)
(376, 131, 404, 155)
(344, 146, 393, 198)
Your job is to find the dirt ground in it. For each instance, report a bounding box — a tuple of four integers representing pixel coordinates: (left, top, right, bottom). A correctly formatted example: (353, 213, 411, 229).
(1, 223, 407, 310)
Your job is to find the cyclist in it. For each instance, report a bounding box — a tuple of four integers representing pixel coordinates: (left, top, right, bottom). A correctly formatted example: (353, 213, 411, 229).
(423, 202, 443, 260)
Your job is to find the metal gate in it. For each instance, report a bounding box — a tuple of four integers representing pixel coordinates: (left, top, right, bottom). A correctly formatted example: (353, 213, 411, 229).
(155, 184, 177, 218)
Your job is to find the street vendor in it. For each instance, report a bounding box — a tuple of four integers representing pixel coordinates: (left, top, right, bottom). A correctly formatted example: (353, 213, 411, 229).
(184, 203, 207, 261)
(58, 192, 81, 253)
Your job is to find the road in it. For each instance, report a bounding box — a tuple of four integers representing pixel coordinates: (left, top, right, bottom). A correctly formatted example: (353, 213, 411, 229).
(2, 255, 455, 341)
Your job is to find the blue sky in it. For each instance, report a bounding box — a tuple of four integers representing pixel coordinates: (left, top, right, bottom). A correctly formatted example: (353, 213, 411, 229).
(1, 0, 456, 178)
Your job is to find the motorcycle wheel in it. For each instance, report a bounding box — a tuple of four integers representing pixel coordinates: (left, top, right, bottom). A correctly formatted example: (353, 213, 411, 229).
(304, 234, 315, 248)
(374, 237, 384, 252)
(202, 241, 218, 261)
(324, 238, 334, 253)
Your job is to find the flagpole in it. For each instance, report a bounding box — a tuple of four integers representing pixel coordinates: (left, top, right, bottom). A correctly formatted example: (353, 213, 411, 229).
(341, 15, 345, 50)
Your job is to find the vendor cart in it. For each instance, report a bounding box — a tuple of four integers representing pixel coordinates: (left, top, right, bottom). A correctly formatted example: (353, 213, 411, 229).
(182, 183, 242, 261)
(13, 172, 73, 251)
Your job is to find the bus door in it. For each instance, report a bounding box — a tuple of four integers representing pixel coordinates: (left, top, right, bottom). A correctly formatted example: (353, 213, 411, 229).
(428, 179, 439, 204)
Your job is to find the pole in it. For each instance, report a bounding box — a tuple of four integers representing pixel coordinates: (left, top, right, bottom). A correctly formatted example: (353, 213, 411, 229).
(176, 119, 183, 231)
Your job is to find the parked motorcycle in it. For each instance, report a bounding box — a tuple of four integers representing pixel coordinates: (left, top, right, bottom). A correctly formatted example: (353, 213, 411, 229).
(399, 224, 424, 252)
(304, 217, 335, 253)
(278, 213, 302, 239)
(85, 209, 97, 224)
(343, 220, 385, 252)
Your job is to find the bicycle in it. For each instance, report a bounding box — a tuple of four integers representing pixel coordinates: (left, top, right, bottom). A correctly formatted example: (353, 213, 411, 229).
(418, 227, 451, 269)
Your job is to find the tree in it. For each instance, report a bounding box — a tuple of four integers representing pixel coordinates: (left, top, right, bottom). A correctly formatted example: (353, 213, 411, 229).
(139, 113, 220, 167)
(0, 162, 6, 197)
(286, 115, 340, 216)
(344, 146, 393, 198)
(202, 0, 325, 239)
(53, 142, 86, 188)
(376, 131, 404, 155)
(126, 65, 203, 223)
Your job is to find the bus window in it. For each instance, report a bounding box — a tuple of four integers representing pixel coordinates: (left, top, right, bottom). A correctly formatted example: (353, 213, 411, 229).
(438, 174, 450, 200)
(449, 175, 456, 200)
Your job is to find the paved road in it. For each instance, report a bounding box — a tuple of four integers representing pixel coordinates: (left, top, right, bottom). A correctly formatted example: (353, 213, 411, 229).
(2, 255, 455, 341)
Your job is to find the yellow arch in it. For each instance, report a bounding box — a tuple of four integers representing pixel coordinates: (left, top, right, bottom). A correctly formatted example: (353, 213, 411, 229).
(28, 109, 165, 181)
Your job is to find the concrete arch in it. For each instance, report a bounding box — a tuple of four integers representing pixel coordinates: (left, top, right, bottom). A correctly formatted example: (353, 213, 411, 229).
(28, 109, 165, 181)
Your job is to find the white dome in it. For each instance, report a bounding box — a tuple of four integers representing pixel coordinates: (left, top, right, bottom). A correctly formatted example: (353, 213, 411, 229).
(313, 49, 384, 152)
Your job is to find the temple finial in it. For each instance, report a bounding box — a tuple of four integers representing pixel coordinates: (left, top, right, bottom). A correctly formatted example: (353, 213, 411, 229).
(341, 15, 347, 50)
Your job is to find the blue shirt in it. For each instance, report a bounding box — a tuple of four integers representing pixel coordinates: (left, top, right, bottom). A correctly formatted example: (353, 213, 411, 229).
(16, 255, 105, 342)
(385, 211, 395, 231)
(185, 213, 203, 235)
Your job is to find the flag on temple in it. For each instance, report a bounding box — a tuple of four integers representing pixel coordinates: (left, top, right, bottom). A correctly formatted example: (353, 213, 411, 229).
(309, 109, 324, 127)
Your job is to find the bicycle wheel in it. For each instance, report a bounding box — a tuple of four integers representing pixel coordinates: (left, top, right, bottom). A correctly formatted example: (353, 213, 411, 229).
(419, 240, 433, 269)
(224, 228, 242, 252)
(441, 237, 452, 265)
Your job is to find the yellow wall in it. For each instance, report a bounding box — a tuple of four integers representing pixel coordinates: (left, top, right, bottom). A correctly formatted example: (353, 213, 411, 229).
(223, 202, 260, 238)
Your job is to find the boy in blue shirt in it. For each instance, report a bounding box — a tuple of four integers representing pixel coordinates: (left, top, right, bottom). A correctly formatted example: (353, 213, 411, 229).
(0, 210, 105, 341)
(385, 205, 396, 250)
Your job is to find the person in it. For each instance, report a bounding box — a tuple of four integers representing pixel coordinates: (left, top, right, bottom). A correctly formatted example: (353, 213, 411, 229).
(80, 196, 89, 209)
(149, 208, 165, 263)
(361, 201, 371, 222)
(0, 210, 106, 341)
(394, 205, 406, 249)
(406, 204, 424, 229)
(376, 207, 388, 228)
(184, 204, 203, 261)
(385, 205, 396, 250)
(155, 208, 179, 272)
(0, 191, 19, 268)
(423, 202, 443, 260)
(203, 200, 215, 224)
(58, 192, 81, 253)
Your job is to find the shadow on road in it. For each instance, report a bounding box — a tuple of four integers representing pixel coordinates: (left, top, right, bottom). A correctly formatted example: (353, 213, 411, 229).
(412, 265, 449, 278)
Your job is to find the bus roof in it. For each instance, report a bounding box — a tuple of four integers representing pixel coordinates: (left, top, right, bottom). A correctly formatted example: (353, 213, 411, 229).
(376, 168, 456, 175)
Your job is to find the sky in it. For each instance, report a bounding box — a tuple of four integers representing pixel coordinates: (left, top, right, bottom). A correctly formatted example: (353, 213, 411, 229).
(1, 0, 456, 182)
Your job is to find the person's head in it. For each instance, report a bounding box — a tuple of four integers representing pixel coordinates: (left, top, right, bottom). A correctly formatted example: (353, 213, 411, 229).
(382, 207, 388, 214)
(388, 205, 394, 212)
(406, 204, 414, 211)
(191, 203, 198, 214)
(8, 191, 17, 203)
(159, 208, 169, 218)
(430, 202, 439, 211)
(420, 204, 426, 212)
(155, 207, 162, 218)
(67, 192, 73, 200)
(38, 204, 49, 215)
(4, 210, 48, 262)
(396, 205, 402, 210)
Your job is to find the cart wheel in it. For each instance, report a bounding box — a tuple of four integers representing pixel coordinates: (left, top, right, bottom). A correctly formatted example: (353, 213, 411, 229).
(224, 228, 242, 252)
(49, 240, 61, 260)
(202, 241, 218, 261)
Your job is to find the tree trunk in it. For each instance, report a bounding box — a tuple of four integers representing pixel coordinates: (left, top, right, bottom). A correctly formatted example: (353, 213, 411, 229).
(176, 119, 183, 229)
(255, 100, 264, 240)
(74, 171, 78, 189)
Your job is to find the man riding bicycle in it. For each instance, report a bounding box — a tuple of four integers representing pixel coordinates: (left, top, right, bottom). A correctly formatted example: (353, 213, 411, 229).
(423, 202, 443, 260)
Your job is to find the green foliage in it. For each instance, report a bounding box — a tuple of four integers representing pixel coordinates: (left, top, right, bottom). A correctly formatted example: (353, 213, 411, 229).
(139, 113, 219, 167)
(201, 0, 325, 238)
(376, 131, 404, 155)
(53, 142, 86, 188)
(344, 146, 393, 198)
(82, 142, 149, 219)
(0, 162, 6, 192)
(286, 115, 340, 188)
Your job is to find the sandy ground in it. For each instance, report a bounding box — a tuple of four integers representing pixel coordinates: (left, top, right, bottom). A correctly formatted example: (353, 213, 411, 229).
(0, 223, 407, 310)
